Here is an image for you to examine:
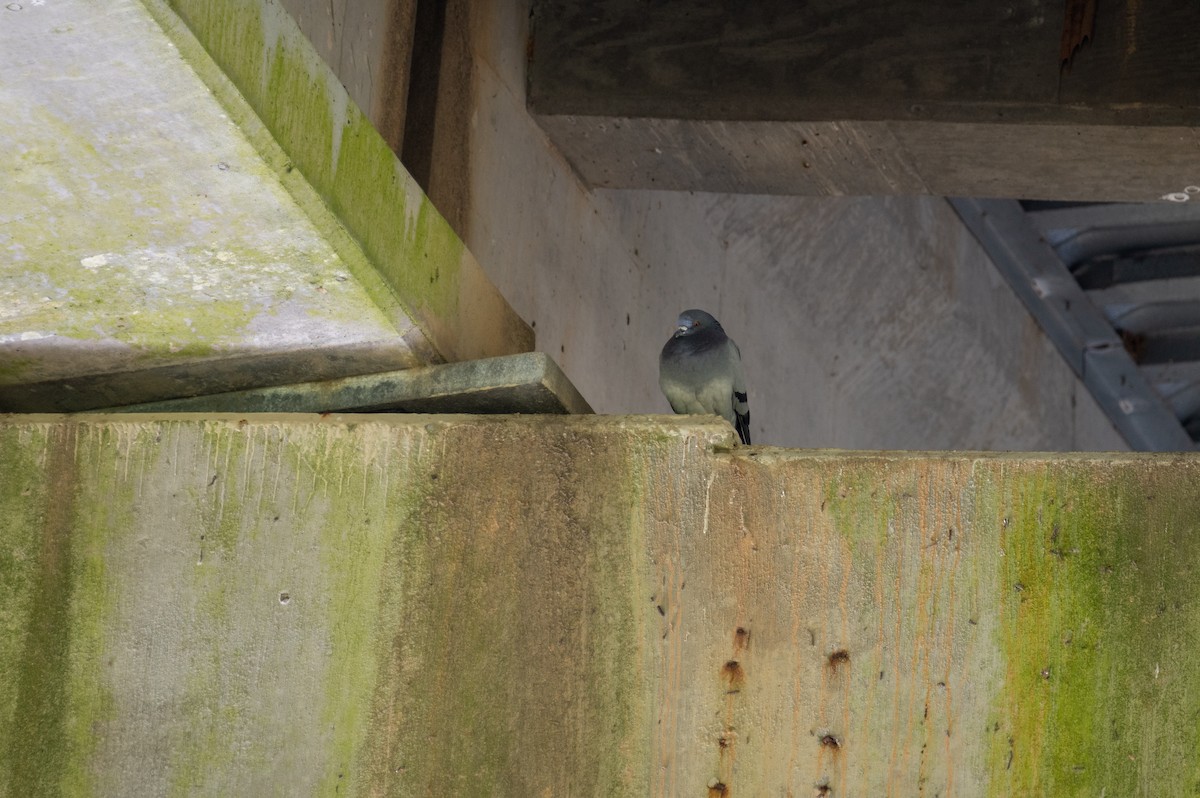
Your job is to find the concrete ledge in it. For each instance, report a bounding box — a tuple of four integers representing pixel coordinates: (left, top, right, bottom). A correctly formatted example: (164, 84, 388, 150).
(101, 353, 593, 414)
(2, 416, 1198, 795)
(0, 340, 429, 414)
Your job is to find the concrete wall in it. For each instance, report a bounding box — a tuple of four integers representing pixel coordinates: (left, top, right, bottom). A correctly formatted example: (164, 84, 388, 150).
(276, 0, 414, 155)
(103, 0, 1134, 451)
(413, 1, 1131, 451)
(1, 416, 1196, 795)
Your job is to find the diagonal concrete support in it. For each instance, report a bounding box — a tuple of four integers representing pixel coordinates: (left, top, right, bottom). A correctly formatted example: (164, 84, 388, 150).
(1, 0, 532, 412)
(2, 415, 1198, 795)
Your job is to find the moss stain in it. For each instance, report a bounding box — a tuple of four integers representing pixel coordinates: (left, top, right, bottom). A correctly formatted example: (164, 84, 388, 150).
(351, 421, 650, 796)
(0, 427, 51, 773)
(987, 460, 1200, 795)
(1, 424, 128, 796)
(308, 427, 399, 796)
(2, 425, 77, 797)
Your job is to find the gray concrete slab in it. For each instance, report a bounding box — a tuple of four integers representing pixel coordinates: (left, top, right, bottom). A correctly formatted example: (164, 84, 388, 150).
(101, 353, 593, 414)
(158, 0, 534, 364)
(0, 0, 428, 407)
(527, 0, 1200, 201)
(1, 0, 535, 413)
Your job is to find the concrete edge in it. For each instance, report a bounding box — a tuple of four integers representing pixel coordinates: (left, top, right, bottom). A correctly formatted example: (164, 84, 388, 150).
(0, 413, 1169, 461)
(93, 353, 595, 415)
(534, 353, 594, 414)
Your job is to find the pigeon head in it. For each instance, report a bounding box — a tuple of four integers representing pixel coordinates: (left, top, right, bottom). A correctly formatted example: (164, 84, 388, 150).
(673, 309, 722, 338)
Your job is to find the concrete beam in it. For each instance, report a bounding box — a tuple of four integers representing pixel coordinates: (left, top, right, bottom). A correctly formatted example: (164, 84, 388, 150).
(3, 415, 1199, 794)
(528, 1, 1200, 200)
(100, 353, 593, 414)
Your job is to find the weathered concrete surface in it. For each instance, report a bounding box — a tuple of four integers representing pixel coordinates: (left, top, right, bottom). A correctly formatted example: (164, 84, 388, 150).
(2, 415, 1198, 796)
(527, 1, 1200, 201)
(152, 0, 533, 364)
(103, 353, 593, 414)
(0, 0, 429, 408)
(0, 0, 530, 412)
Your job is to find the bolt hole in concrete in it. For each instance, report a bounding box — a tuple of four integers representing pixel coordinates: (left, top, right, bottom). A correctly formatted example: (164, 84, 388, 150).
(279, 592, 291, 605)
(721, 659, 745, 692)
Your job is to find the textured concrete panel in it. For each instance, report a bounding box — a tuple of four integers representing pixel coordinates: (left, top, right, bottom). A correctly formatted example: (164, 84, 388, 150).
(532, 114, 1200, 201)
(529, 1, 1200, 123)
(0, 416, 1197, 796)
(276, 0, 416, 151)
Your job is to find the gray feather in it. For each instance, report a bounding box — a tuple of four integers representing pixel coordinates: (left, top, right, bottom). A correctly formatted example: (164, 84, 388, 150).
(659, 309, 751, 444)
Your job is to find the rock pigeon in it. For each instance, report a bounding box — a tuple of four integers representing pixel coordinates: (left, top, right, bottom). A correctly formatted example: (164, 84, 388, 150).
(659, 309, 751, 444)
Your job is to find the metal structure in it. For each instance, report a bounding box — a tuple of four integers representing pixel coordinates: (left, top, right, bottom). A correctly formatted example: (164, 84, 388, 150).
(952, 198, 1200, 450)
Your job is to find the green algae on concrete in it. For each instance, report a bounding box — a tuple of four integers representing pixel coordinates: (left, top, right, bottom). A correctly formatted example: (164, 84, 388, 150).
(0, 424, 73, 798)
(2, 416, 1200, 796)
(146, 0, 534, 364)
(0, 415, 661, 796)
(102, 353, 594, 415)
(983, 459, 1200, 796)
(351, 416, 653, 796)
